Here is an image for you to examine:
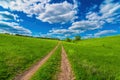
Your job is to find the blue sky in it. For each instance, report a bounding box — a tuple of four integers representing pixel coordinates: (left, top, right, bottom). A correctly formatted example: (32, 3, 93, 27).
(0, 0, 120, 39)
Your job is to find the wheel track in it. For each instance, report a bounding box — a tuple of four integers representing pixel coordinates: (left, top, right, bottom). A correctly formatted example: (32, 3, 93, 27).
(14, 42, 60, 80)
(58, 46, 75, 80)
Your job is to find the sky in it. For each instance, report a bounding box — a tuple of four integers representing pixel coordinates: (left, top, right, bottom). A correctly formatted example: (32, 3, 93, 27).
(0, 0, 120, 39)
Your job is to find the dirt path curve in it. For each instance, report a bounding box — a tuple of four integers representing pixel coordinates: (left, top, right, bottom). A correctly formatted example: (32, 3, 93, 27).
(58, 46, 75, 80)
(14, 42, 60, 80)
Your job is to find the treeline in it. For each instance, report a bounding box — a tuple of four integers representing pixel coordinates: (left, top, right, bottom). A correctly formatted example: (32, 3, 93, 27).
(15, 34, 60, 40)
(2, 33, 60, 40)
(1, 33, 81, 41)
(35, 37, 60, 40)
(65, 36, 81, 42)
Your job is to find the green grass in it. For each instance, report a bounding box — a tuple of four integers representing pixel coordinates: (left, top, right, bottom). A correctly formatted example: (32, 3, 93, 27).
(0, 34, 58, 80)
(31, 44, 61, 80)
(63, 36, 120, 80)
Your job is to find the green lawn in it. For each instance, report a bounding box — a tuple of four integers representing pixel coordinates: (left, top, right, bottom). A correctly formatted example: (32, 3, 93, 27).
(1, 34, 120, 80)
(0, 34, 58, 80)
(63, 36, 120, 80)
(31, 44, 61, 80)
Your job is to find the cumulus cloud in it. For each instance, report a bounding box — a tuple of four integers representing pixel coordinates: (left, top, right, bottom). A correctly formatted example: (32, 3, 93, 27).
(0, 0, 119, 38)
(49, 28, 80, 34)
(94, 30, 117, 37)
(37, 1, 77, 24)
(68, 0, 120, 37)
(0, 11, 18, 21)
(86, 12, 101, 21)
(36, 32, 66, 39)
(0, 21, 32, 35)
(69, 20, 104, 31)
(100, 2, 120, 23)
(46, 28, 82, 39)
(0, 11, 32, 35)
(48, 0, 120, 38)
(0, 29, 10, 33)
(82, 34, 94, 39)
(83, 30, 117, 39)
(86, 0, 120, 24)
(0, 0, 78, 24)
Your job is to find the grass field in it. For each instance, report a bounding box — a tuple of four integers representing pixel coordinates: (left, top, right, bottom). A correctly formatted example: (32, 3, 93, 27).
(31, 45, 61, 80)
(0, 34, 58, 80)
(63, 36, 120, 80)
(1, 33, 120, 80)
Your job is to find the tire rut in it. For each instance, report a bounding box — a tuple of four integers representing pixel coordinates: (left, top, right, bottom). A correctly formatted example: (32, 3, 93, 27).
(14, 42, 60, 80)
(58, 46, 75, 80)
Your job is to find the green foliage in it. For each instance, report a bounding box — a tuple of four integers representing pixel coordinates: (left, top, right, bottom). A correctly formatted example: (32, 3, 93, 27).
(0, 34, 58, 80)
(63, 36, 120, 80)
(65, 37, 71, 42)
(74, 36, 81, 41)
(31, 45, 61, 80)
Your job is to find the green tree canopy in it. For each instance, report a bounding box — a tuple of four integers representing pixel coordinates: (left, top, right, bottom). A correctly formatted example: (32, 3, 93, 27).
(65, 37, 71, 42)
(74, 36, 81, 41)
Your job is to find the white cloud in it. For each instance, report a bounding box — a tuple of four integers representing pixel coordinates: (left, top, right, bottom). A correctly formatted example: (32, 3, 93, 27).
(46, 27, 82, 39)
(47, 0, 120, 38)
(94, 30, 117, 37)
(69, 20, 104, 31)
(100, 3, 120, 23)
(0, 21, 32, 35)
(82, 34, 94, 39)
(38, 33, 53, 38)
(66, 0, 120, 37)
(49, 28, 80, 34)
(83, 30, 117, 39)
(37, 1, 77, 24)
(0, 11, 32, 35)
(0, 0, 119, 38)
(86, 12, 101, 21)
(73, 0, 120, 36)
(0, 29, 10, 33)
(0, 0, 78, 24)
(0, 11, 19, 21)
(36, 32, 66, 39)
(86, 0, 120, 24)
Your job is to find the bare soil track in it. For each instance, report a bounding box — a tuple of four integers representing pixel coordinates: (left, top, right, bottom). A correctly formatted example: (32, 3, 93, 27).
(58, 46, 75, 80)
(14, 42, 60, 80)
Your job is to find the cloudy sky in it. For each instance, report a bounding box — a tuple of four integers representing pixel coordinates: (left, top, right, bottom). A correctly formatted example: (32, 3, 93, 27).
(0, 0, 120, 39)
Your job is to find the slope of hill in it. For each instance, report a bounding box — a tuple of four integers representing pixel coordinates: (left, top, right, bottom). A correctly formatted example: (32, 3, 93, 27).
(63, 36, 120, 80)
(0, 34, 58, 80)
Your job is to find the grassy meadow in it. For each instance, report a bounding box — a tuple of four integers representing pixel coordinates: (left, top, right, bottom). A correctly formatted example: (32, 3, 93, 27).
(1, 33, 120, 80)
(0, 34, 58, 80)
(31, 45, 61, 80)
(63, 36, 120, 80)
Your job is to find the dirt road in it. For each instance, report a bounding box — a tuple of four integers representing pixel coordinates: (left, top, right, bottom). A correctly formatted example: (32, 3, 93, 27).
(14, 42, 60, 80)
(58, 46, 75, 80)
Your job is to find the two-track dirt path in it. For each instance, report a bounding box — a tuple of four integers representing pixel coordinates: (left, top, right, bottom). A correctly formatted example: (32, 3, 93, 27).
(14, 42, 75, 80)
(14, 42, 60, 80)
(58, 46, 75, 80)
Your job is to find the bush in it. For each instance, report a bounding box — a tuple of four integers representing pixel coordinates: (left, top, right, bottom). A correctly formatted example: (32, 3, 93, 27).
(65, 37, 71, 42)
(74, 36, 81, 41)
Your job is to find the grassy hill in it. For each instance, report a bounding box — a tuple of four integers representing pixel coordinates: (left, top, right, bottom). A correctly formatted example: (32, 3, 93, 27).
(1, 33, 120, 80)
(0, 34, 58, 80)
(63, 36, 120, 80)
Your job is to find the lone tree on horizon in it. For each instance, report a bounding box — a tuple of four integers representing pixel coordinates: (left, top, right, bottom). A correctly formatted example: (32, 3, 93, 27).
(65, 37, 71, 42)
(74, 36, 81, 41)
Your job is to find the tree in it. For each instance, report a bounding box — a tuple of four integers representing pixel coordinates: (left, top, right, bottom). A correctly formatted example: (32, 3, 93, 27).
(65, 37, 71, 42)
(74, 36, 81, 41)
